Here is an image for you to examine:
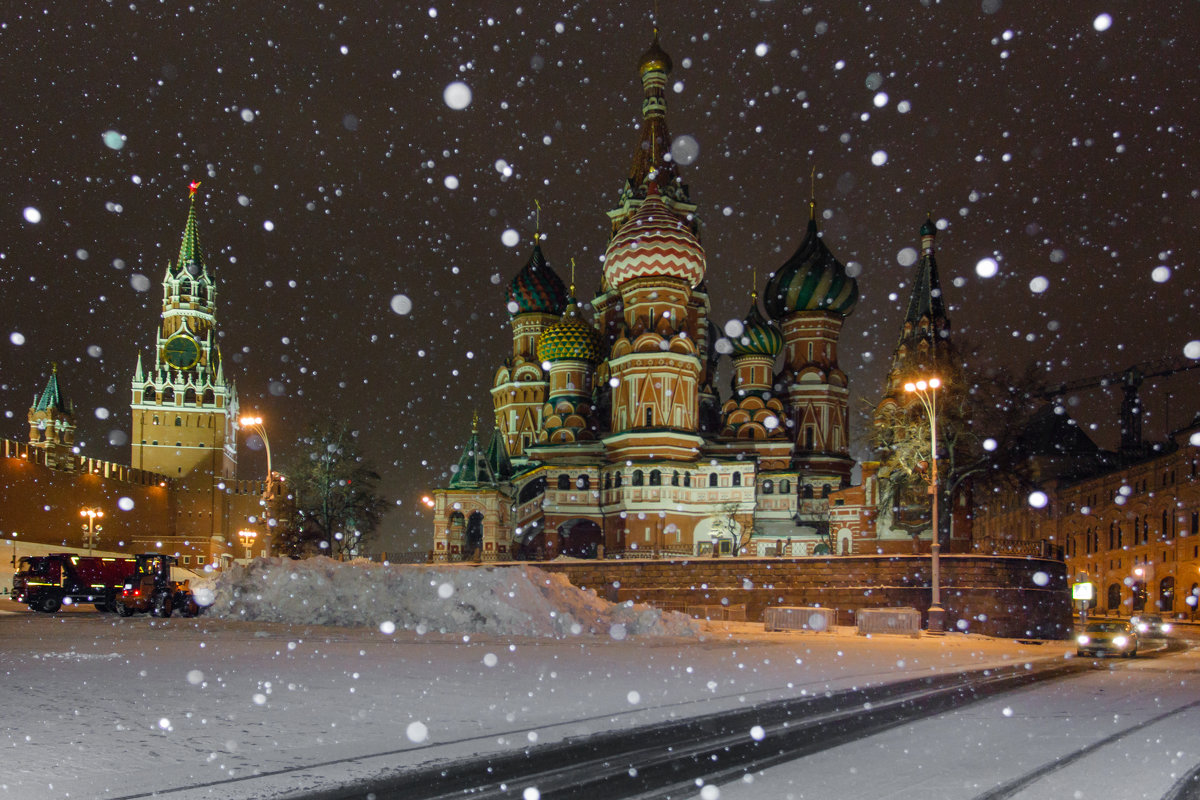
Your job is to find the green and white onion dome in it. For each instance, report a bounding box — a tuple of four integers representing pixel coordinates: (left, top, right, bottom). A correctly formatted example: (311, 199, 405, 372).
(763, 215, 858, 319)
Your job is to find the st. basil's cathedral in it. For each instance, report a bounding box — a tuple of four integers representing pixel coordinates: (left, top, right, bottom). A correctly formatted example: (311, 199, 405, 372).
(431, 33, 960, 562)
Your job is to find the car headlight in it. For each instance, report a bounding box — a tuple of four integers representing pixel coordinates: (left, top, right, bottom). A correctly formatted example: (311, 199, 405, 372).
(1077, 635, 1090, 645)
(1113, 635, 1128, 647)
(1162, 623, 1172, 633)
(1137, 623, 1148, 632)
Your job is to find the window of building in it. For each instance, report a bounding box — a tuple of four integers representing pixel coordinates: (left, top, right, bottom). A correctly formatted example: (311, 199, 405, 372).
(708, 473, 719, 487)
(732, 472, 741, 487)
(557, 474, 570, 490)
(649, 470, 661, 486)
(684, 473, 691, 487)
(632, 470, 644, 486)
(614, 473, 623, 488)
(604, 474, 612, 490)
(645, 407, 653, 427)
(671, 471, 680, 486)
(175, 416, 183, 427)
(577, 475, 590, 491)
(779, 479, 790, 494)
(762, 480, 774, 495)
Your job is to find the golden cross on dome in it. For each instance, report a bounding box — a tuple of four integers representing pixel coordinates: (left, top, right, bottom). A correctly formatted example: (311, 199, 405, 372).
(471, 411, 479, 433)
(534, 199, 542, 241)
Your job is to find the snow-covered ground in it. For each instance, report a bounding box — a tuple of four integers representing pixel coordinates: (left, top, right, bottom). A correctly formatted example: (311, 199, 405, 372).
(0, 560, 1075, 799)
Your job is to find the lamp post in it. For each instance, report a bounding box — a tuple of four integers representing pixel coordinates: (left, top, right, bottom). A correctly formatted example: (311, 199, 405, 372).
(904, 376, 944, 633)
(80, 507, 104, 556)
(238, 528, 258, 561)
(239, 415, 272, 478)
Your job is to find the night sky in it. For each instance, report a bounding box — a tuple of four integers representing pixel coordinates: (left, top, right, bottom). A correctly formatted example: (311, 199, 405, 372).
(1, 2, 1196, 552)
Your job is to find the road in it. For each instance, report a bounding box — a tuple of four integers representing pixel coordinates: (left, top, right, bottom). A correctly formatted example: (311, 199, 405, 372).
(715, 636, 1200, 800)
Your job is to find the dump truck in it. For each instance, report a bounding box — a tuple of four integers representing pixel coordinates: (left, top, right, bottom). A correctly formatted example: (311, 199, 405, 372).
(12, 553, 136, 613)
(116, 553, 200, 618)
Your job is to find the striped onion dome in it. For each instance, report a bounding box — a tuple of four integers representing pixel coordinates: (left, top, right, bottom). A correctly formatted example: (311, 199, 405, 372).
(763, 211, 858, 319)
(603, 182, 705, 290)
(506, 239, 568, 316)
(536, 297, 605, 364)
(730, 294, 784, 358)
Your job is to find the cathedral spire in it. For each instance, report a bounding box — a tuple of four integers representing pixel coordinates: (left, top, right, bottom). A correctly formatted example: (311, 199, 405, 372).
(902, 215, 947, 336)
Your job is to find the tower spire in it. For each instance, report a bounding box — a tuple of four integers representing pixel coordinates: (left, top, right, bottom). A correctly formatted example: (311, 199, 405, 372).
(177, 181, 206, 275)
(534, 199, 542, 242)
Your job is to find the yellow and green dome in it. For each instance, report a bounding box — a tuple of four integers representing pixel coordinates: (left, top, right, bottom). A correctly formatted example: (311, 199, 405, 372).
(536, 300, 605, 364)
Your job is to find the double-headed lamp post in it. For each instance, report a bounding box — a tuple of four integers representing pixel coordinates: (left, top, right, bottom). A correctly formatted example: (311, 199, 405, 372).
(904, 376, 945, 633)
(80, 507, 104, 556)
(238, 528, 258, 561)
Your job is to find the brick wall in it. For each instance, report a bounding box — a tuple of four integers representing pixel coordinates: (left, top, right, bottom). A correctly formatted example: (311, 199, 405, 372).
(536, 554, 1073, 639)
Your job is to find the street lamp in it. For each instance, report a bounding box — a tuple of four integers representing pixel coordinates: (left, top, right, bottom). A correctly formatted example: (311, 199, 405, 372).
(238, 528, 258, 561)
(239, 415, 273, 478)
(904, 376, 944, 633)
(80, 507, 104, 556)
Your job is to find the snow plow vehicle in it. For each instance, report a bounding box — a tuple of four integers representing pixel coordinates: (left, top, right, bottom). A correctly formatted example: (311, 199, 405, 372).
(116, 554, 201, 618)
(12, 554, 136, 613)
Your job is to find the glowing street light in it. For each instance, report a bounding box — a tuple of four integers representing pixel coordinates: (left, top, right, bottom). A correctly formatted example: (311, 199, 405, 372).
(421, 495, 436, 509)
(904, 376, 944, 633)
(239, 414, 273, 478)
(238, 528, 258, 561)
(80, 507, 104, 556)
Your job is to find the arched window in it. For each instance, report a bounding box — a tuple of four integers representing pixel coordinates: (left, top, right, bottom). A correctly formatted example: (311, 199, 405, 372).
(152, 415, 159, 425)
(632, 470, 644, 486)
(684, 473, 691, 487)
(804, 428, 815, 450)
(1162, 510, 1169, 540)
(604, 473, 612, 490)
(203, 389, 215, 405)
(557, 474, 570, 490)
(175, 416, 183, 427)
(732, 472, 742, 487)
(779, 479, 790, 494)
(671, 471, 680, 486)
(804, 485, 815, 500)
(1160, 576, 1176, 612)
(708, 473, 719, 487)
(577, 475, 590, 491)
(162, 387, 175, 403)
(184, 388, 197, 404)
(762, 480, 774, 495)
(1107, 583, 1122, 613)
(649, 470, 661, 486)
(144, 386, 157, 402)
(614, 473, 623, 488)
(517, 477, 546, 504)
(822, 484, 831, 498)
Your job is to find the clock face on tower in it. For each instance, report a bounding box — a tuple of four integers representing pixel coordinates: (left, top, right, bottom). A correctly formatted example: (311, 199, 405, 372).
(162, 334, 201, 369)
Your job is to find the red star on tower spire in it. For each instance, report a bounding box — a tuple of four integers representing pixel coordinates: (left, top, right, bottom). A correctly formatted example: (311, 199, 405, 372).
(188, 181, 201, 197)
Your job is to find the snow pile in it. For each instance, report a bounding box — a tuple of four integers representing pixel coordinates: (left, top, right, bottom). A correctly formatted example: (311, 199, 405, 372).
(197, 557, 697, 639)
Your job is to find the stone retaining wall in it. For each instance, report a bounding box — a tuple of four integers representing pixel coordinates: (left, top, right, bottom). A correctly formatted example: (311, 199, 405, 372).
(534, 554, 1072, 639)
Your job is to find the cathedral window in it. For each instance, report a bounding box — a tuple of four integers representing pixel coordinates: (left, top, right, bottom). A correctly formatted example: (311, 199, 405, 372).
(604, 474, 612, 490)
(683, 473, 691, 487)
(779, 479, 790, 494)
(557, 474, 570, 490)
(614, 473, 622, 488)
(632, 470, 644, 486)
(645, 407, 653, 427)
(762, 480, 774, 495)
(577, 475, 590, 491)
(184, 388, 197, 404)
(708, 473, 719, 487)
(804, 485, 814, 500)
(162, 387, 175, 403)
(822, 484, 831, 498)
(671, 471, 680, 486)
(144, 386, 156, 402)
(732, 472, 741, 487)
(805, 428, 815, 450)
(175, 417, 183, 427)
(203, 389, 215, 405)
(649, 470, 661, 486)
(153, 415, 159, 425)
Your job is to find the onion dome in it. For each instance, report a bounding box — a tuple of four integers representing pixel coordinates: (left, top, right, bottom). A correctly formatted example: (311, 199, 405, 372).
(536, 294, 605, 364)
(603, 183, 705, 290)
(638, 33, 673, 75)
(920, 215, 937, 238)
(763, 206, 858, 319)
(506, 239, 568, 316)
(730, 293, 784, 358)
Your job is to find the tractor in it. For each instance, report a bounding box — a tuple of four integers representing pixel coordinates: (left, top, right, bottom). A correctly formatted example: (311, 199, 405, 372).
(116, 554, 200, 618)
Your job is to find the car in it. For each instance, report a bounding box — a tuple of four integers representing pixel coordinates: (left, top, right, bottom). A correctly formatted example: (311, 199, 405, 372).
(1077, 620, 1138, 657)
(1131, 613, 1172, 637)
